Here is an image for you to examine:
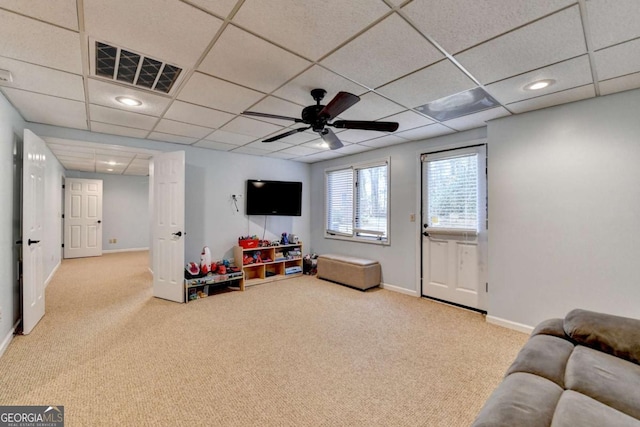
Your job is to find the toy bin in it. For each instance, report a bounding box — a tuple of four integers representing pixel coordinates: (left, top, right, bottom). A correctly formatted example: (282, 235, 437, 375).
(238, 238, 259, 249)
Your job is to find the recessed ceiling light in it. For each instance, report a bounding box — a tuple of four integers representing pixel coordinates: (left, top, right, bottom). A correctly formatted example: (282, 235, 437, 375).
(107, 168, 114, 172)
(115, 96, 142, 106)
(107, 161, 117, 165)
(524, 79, 556, 91)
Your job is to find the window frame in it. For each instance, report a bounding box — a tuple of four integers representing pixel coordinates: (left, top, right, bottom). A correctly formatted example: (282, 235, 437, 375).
(324, 157, 391, 245)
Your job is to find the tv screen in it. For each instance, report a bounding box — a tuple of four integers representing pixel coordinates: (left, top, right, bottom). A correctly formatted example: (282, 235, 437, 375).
(246, 180, 302, 216)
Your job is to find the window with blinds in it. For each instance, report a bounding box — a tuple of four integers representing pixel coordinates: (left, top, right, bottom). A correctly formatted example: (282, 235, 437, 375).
(325, 159, 389, 243)
(426, 154, 478, 230)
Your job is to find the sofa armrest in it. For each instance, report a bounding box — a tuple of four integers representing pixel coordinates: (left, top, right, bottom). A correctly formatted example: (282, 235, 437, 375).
(564, 309, 640, 365)
(531, 318, 567, 339)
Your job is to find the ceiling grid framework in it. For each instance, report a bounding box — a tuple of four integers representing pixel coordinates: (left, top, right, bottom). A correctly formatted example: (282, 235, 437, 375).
(0, 0, 638, 171)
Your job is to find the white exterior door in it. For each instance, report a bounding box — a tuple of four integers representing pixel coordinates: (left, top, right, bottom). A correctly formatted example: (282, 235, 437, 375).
(152, 151, 185, 303)
(22, 130, 46, 334)
(421, 145, 487, 311)
(64, 178, 103, 259)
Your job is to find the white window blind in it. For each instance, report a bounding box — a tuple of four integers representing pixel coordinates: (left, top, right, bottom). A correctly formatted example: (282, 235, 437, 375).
(355, 165, 388, 239)
(326, 168, 353, 235)
(427, 154, 478, 230)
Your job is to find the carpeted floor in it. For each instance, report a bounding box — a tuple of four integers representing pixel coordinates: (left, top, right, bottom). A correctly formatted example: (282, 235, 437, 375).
(0, 251, 527, 426)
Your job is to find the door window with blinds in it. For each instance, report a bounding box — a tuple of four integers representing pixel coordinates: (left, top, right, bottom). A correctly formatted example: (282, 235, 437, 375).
(325, 158, 389, 243)
(424, 148, 481, 233)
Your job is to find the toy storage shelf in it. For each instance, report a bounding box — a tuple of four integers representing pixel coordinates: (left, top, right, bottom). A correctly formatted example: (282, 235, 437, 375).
(184, 272, 244, 303)
(233, 243, 303, 287)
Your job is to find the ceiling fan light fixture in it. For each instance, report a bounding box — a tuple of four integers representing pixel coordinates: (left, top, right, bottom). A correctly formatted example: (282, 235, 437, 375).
(524, 79, 555, 91)
(116, 96, 142, 106)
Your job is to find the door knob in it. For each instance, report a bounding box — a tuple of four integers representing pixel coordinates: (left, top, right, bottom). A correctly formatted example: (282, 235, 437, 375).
(28, 239, 40, 245)
(97, 220, 102, 224)
(422, 232, 429, 237)
(172, 231, 183, 237)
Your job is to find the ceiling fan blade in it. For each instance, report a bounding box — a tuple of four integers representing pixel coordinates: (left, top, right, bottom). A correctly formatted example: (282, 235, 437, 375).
(331, 120, 399, 132)
(318, 92, 360, 120)
(319, 128, 344, 150)
(263, 127, 310, 143)
(242, 111, 302, 123)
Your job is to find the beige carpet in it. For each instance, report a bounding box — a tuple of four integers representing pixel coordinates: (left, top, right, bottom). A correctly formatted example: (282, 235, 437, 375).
(0, 251, 527, 426)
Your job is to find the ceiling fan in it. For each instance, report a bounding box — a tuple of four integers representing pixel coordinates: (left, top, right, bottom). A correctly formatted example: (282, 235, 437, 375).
(241, 89, 399, 150)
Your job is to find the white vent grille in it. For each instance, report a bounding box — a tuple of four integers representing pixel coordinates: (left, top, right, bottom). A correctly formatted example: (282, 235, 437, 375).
(94, 41, 182, 94)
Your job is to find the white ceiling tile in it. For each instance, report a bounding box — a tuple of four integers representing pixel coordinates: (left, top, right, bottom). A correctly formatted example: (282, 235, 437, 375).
(586, 0, 640, 50)
(335, 144, 376, 154)
(178, 72, 265, 114)
(199, 25, 311, 93)
(338, 92, 404, 121)
(395, 123, 455, 140)
(124, 168, 149, 176)
(0, 57, 85, 101)
(380, 110, 434, 132)
(204, 129, 256, 145)
(0, 0, 79, 30)
(230, 146, 270, 156)
(277, 145, 322, 156)
(97, 164, 126, 174)
(193, 140, 237, 151)
(2, 87, 87, 129)
(51, 150, 94, 160)
(128, 159, 149, 168)
(300, 139, 332, 151)
(62, 162, 95, 172)
(232, 0, 391, 60)
(245, 140, 293, 152)
(265, 151, 299, 160)
(185, 0, 238, 17)
(154, 118, 214, 139)
(0, 10, 82, 74)
(441, 107, 511, 131)
(360, 135, 409, 148)
(89, 104, 158, 130)
(403, 0, 574, 54)
(83, 0, 222, 67)
(245, 96, 305, 125)
(95, 154, 133, 166)
(338, 129, 388, 143)
(220, 116, 284, 137)
(297, 151, 342, 163)
(164, 101, 235, 128)
(599, 72, 640, 96)
(321, 14, 443, 89)
(147, 132, 198, 145)
(455, 6, 587, 84)
(377, 60, 476, 108)
(87, 79, 171, 116)
(485, 56, 593, 104)
(273, 65, 368, 106)
(506, 84, 596, 114)
(594, 38, 640, 81)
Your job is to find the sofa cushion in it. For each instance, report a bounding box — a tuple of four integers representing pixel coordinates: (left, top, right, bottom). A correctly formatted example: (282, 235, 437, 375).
(506, 334, 575, 388)
(531, 318, 567, 339)
(550, 390, 640, 427)
(471, 372, 563, 427)
(565, 346, 640, 420)
(564, 309, 640, 365)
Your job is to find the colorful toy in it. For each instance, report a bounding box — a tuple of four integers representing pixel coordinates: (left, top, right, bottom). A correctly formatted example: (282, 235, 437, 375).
(200, 246, 212, 274)
(186, 262, 200, 277)
(281, 232, 289, 245)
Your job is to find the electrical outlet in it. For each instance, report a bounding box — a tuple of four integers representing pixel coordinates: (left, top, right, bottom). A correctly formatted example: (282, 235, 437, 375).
(113, 238, 117, 244)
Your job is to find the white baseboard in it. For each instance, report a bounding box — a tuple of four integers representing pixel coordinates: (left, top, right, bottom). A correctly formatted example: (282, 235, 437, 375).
(103, 247, 149, 254)
(486, 315, 534, 334)
(380, 282, 420, 297)
(0, 320, 19, 359)
(44, 260, 61, 288)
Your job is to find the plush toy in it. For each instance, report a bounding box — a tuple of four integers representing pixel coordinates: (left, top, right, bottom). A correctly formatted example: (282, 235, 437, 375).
(281, 232, 288, 245)
(243, 254, 253, 265)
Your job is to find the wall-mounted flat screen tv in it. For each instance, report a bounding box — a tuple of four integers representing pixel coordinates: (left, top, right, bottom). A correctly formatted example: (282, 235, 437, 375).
(246, 180, 302, 216)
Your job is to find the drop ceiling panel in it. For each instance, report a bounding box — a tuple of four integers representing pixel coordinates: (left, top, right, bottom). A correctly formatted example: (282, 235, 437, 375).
(594, 39, 640, 81)
(199, 25, 311, 93)
(321, 14, 443, 89)
(506, 84, 595, 114)
(220, 117, 283, 138)
(50, 150, 95, 160)
(337, 92, 404, 121)
(204, 130, 256, 145)
(0, 57, 85, 101)
(2, 87, 87, 129)
(380, 110, 434, 132)
(273, 65, 368, 106)
(377, 60, 476, 108)
(300, 139, 332, 151)
(337, 129, 387, 143)
(485, 56, 594, 104)
(245, 140, 292, 152)
(62, 162, 95, 172)
(441, 107, 511, 131)
(402, 0, 574, 54)
(298, 151, 342, 163)
(147, 132, 198, 145)
(87, 79, 171, 116)
(599, 73, 640, 96)
(178, 72, 265, 114)
(0, 9, 82, 74)
(334, 143, 376, 155)
(154, 118, 214, 139)
(90, 122, 151, 139)
(230, 146, 270, 156)
(89, 104, 158, 130)
(231, 0, 391, 60)
(193, 140, 238, 151)
(395, 123, 455, 141)
(96, 164, 126, 174)
(265, 151, 298, 160)
(0, 0, 79, 30)
(245, 97, 305, 125)
(585, 0, 640, 50)
(127, 159, 149, 169)
(276, 145, 322, 156)
(83, 0, 223, 67)
(186, 0, 238, 17)
(360, 134, 410, 148)
(163, 101, 235, 128)
(455, 6, 586, 84)
(95, 154, 132, 165)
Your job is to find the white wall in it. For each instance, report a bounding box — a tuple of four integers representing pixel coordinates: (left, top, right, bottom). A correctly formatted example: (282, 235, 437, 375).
(65, 171, 149, 251)
(487, 89, 640, 327)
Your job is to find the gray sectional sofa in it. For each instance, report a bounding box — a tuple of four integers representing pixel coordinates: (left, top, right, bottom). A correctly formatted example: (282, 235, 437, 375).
(472, 309, 640, 427)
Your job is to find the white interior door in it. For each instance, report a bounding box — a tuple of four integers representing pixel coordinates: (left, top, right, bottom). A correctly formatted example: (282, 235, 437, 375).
(421, 145, 487, 311)
(22, 130, 46, 334)
(152, 151, 185, 303)
(64, 178, 103, 259)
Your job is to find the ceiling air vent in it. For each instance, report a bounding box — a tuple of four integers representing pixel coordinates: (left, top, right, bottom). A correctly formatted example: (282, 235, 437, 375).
(94, 41, 182, 94)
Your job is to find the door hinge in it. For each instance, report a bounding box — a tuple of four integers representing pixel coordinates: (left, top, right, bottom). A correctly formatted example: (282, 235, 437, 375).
(61, 214, 64, 219)
(61, 243, 64, 248)
(62, 184, 65, 189)
(485, 282, 488, 292)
